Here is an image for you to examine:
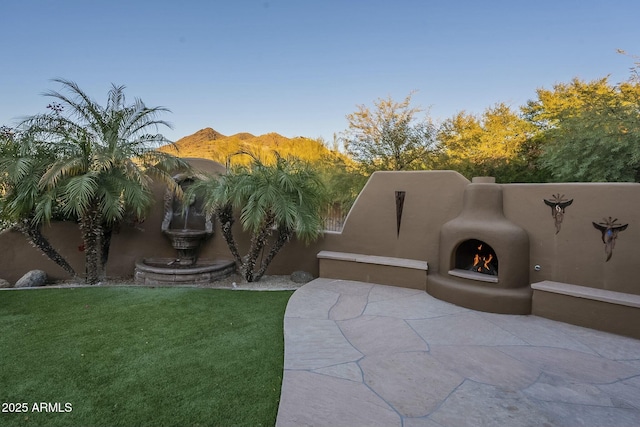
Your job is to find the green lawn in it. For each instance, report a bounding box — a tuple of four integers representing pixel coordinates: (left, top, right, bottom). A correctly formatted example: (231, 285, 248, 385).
(0, 286, 293, 427)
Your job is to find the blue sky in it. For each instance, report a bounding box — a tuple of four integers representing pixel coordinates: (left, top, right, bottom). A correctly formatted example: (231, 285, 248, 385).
(1, 0, 638, 144)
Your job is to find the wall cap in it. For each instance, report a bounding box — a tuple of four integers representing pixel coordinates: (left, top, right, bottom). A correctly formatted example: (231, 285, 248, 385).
(532, 280, 640, 308)
(317, 251, 428, 271)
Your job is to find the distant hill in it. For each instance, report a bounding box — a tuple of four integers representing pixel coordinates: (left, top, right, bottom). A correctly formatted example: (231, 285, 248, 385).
(229, 132, 255, 141)
(181, 127, 226, 144)
(161, 127, 336, 165)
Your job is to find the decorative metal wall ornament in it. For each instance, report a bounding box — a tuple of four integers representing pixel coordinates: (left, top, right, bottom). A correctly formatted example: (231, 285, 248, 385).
(395, 191, 406, 237)
(543, 194, 573, 234)
(592, 217, 628, 262)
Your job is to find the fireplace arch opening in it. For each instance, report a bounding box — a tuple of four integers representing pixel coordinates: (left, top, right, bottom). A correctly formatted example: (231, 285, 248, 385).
(453, 239, 498, 278)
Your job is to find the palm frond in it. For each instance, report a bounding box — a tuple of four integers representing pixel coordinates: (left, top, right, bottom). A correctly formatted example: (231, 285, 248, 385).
(61, 173, 99, 217)
(32, 189, 57, 225)
(40, 157, 88, 189)
(47, 79, 107, 134)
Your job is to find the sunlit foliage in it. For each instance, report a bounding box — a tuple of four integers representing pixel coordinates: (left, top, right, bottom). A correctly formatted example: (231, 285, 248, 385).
(342, 92, 438, 174)
(523, 77, 640, 181)
(436, 103, 540, 182)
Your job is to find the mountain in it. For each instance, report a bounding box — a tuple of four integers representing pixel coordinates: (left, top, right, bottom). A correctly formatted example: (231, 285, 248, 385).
(229, 132, 255, 140)
(160, 128, 334, 164)
(179, 127, 226, 144)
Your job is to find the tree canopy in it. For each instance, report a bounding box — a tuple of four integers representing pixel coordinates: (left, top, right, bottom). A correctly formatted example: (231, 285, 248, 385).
(523, 77, 640, 182)
(436, 103, 539, 182)
(334, 56, 640, 186)
(342, 92, 438, 174)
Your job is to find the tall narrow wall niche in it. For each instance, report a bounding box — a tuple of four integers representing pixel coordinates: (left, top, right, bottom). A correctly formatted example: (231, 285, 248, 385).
(395, 191, 406, 237)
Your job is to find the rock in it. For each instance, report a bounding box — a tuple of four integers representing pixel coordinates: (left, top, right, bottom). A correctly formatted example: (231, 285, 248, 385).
(290, 270, 314, 284)
(0, 278, 11, 288)
(14, 270, 47, 288)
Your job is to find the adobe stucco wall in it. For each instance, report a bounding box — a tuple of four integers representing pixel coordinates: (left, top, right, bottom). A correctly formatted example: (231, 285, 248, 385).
(0, 158, 331, 284)
(0, 158, 231, 283)
(503, 183, 639, 295)
(325, 171, 469, 269)
(1, 159, 639, 300)
(0, 222, 85, 283)
(318, 172, 640, 300)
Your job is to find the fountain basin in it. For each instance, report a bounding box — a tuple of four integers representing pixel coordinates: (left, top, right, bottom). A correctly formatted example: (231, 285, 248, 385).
(163, 229, 210, 266)
(134, 258, 235, 286)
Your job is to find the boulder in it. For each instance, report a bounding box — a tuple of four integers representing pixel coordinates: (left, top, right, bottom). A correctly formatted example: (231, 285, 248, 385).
(290, 270, 314, 284)
(14, 270, 48, 288)
(0, 278, 11, 288)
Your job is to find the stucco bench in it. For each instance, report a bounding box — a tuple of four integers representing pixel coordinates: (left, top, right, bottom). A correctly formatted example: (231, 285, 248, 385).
(317, 250, 428, 291)
(531, 280, 640, 339)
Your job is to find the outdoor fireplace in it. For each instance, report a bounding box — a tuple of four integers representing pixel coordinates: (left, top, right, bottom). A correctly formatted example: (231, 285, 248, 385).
(426, 177, 532, 314)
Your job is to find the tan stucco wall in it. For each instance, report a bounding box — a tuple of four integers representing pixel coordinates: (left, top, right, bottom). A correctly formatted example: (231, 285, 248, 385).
(1, 160, 639, 300)
(532, 291, 640, 340)
(319, 173, 640, 298)
(0, 158, 332, 284)
(327, 170, 469, 270)
(503, 183, 640, 295)
(0, 222, 84, 282)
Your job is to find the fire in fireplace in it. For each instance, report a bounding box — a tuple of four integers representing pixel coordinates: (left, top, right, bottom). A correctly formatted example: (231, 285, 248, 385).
(455, 239, 498, 276)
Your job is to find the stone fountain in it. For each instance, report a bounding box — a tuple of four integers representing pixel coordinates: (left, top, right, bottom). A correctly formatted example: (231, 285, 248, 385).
(134, 174, 235, 285)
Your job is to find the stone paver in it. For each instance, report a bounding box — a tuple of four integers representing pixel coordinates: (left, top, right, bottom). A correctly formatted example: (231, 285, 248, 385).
(429, 345, 539, 390)
(360, 351, 463, 417)
(283, 317, 362, 370)
(329, 293, 369, 320)
(338, 315, 428, 355)
(277, 370, 401, 427)
(276, 279, 640, 427)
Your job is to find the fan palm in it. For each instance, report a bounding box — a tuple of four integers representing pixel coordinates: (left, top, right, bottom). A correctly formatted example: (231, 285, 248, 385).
(188, 153, 327, 282)
(20, 79, 190, 284)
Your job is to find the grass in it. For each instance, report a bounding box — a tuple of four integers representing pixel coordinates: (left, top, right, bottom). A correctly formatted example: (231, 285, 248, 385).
(0, 286, 293, 427)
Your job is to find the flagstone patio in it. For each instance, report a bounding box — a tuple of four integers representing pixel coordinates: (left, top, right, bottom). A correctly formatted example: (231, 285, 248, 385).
(276, 278, 640, 427)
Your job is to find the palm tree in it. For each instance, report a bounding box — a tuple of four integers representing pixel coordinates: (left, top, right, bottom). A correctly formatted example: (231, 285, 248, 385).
(188, 153, 327, 282)
(20, 79, 190, 284)
(0, 126, 76, 276)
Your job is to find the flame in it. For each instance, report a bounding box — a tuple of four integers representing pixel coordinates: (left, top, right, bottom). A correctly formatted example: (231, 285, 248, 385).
(471, 244, 494, 273)
(483, 253, 493, 270)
